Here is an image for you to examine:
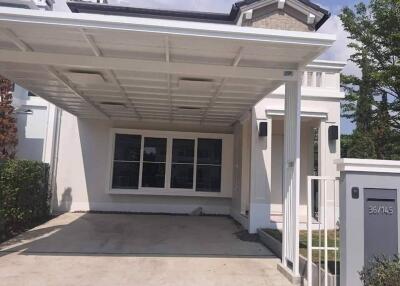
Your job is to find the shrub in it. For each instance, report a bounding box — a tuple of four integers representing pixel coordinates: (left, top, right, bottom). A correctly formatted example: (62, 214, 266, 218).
(0, 160, 50, 241)
(360, 255, 400, 286)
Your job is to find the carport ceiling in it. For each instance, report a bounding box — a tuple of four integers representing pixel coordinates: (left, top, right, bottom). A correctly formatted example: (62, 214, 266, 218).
(0, 8, 335, 125)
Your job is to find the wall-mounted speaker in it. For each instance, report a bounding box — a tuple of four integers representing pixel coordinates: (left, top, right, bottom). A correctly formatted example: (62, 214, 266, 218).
(328, 125, 339, 141)
(259, 122, 268, 137)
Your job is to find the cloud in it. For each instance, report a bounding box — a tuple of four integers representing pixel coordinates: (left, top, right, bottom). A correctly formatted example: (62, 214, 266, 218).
(318, 15, 360, 76)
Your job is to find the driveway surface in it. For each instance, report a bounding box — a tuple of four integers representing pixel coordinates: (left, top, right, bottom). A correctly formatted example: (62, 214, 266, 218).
(0, 213, 292, 286)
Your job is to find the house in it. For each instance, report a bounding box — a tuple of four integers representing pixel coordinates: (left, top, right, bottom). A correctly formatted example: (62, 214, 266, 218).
(0, 0, 344, 279)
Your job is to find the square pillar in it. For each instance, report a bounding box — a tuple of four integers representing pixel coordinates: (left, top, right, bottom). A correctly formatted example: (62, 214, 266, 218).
(281, 78, 301, 278)
(248, 108, 272, 233)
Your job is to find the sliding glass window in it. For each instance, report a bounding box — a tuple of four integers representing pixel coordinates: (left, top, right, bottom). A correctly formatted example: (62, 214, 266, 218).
(141, 137, 167, 188)
(111, 133, 223, 193)
(196, 139, 222, 193)
(112, 134, 141, 189)
(171, 139, 195, 189)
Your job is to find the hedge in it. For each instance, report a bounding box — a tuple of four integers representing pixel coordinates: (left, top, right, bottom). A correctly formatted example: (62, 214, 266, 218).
(360, 255, 400, 286)
(0, 160, 51, 241)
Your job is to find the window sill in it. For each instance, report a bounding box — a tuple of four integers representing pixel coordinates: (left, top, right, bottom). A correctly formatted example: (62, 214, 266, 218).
(108, 188, 231, 198)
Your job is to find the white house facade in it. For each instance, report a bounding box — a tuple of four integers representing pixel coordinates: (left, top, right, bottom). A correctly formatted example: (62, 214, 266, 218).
(0, 0, 345, 278)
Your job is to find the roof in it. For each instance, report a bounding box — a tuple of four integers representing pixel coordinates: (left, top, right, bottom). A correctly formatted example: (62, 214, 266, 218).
(67, 0, 330, 30)
(0, 7, 335, 124)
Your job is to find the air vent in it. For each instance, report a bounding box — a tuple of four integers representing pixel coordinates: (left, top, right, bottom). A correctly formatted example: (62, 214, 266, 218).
(179, 77, 214, 90)
(178, 106, 201, 110)
(101, 102, 126, 108)
(177, 106, 202, 115)
(65, 70, 106, 84)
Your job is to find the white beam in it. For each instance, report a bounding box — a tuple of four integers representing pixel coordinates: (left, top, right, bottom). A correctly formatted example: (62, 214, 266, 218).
(165, 36, 170, 63)
(232, 47, 244, 67)
(282, 78, 301, 278)
(80, 28, 102, 57)
(0, 50, 298, 81)
(0, 27, 32, 52)
(0, 7, 336, 46)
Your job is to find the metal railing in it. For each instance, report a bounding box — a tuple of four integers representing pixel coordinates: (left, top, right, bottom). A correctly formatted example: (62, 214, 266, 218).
(307, 176, 340, 286)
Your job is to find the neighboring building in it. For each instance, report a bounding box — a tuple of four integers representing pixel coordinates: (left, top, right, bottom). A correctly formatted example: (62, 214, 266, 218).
(0, 0, 344, 278)
(12, 87, 57, 162)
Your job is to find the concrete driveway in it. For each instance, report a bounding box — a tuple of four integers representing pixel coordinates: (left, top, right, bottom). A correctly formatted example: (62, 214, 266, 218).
(0, 213, 291, 286)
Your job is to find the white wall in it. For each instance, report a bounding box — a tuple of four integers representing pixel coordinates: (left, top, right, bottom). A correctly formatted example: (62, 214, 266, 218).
(53, 113, 233, 215)
(13, 85, 55, 162)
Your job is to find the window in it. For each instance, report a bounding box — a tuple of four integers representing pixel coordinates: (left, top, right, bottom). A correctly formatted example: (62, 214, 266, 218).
(171, 139, 195, 189)
(111, 132, 223, 194)
(141, 137, 167, 188)
(112, 134, 141, 189)
(196, 139, 222, 192)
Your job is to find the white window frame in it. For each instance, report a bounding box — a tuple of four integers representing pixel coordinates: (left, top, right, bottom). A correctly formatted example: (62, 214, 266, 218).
(106, 128, 233, 198)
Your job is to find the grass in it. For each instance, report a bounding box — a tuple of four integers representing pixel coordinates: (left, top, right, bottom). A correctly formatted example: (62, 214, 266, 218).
(263, 228, 340, 264)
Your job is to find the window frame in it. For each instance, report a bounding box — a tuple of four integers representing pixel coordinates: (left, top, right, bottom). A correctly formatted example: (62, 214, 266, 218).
(107, 128, 232, 198)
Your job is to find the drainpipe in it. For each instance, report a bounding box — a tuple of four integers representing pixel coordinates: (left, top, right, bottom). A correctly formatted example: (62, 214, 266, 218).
(49, 107, 62, 214)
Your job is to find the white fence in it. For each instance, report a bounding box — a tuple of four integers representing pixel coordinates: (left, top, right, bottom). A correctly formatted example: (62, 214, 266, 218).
(307, 176, 340, 286)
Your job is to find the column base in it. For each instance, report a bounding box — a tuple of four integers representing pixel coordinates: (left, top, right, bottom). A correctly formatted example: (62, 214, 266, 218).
(277, 263, 302, 285)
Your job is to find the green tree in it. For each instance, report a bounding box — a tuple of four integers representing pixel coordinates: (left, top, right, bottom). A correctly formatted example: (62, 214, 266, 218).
(340, 0, 400, 159)
(0, 76, 18, 160)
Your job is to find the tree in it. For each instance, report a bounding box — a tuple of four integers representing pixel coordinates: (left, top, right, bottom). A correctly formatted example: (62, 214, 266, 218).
(341, 0, 400, 130)
(340, 0, 400, 159)
(0, 76, 17, 160)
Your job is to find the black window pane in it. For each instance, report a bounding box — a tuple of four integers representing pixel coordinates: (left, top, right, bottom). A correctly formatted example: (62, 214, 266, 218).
(172, 139, 195, 163)
(114, 134, 141, 161)
(142, 163, 165, 188)
(196, 165, 221, 192)
(112, 162, 139, 189)
(143, 138, 167, 162)
(197, 139, 222, 165)
(171, 164, 194, 189)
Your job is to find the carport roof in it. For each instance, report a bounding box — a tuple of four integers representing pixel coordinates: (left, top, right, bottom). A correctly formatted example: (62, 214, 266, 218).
(0, 8, 335, 125)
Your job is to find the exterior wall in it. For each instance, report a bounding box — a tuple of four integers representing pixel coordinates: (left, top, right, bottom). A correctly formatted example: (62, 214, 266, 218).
(249, 67, 342, 229)
(242, 5, 313, 32)
(13, 85, 56, 162)
(53, 113, 233, 215)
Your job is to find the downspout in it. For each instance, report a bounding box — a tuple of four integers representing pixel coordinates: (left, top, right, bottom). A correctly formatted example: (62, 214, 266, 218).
(49, 107, 62, 214)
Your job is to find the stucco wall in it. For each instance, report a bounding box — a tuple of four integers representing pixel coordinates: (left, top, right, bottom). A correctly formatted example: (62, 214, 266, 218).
(53, 114, 233, 215)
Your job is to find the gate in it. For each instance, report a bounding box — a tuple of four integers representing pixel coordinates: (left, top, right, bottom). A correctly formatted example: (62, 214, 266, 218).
(307, 176, 340, 286)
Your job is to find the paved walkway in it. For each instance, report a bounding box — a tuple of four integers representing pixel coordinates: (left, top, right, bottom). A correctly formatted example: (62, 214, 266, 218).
(0, 213, 292, 286)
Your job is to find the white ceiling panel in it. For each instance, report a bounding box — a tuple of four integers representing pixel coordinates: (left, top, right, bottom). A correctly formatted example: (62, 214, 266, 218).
(0, 8, 335, 125)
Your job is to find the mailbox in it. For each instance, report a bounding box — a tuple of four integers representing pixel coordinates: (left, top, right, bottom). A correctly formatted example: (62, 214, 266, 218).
(364, 188, 398, 265)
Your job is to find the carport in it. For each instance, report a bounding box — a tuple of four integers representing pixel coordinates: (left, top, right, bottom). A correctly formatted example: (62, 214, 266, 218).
(0, 7, 335, 278)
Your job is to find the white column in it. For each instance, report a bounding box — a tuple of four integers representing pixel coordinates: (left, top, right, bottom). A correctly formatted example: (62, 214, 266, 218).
(282, 79, 301, 277)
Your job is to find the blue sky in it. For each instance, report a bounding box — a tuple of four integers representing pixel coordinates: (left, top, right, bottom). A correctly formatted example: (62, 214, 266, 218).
(54, 0, 366, 134)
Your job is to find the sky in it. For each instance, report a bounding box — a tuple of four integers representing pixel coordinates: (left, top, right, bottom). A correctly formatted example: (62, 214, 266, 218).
(53, 0, 365, 134)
